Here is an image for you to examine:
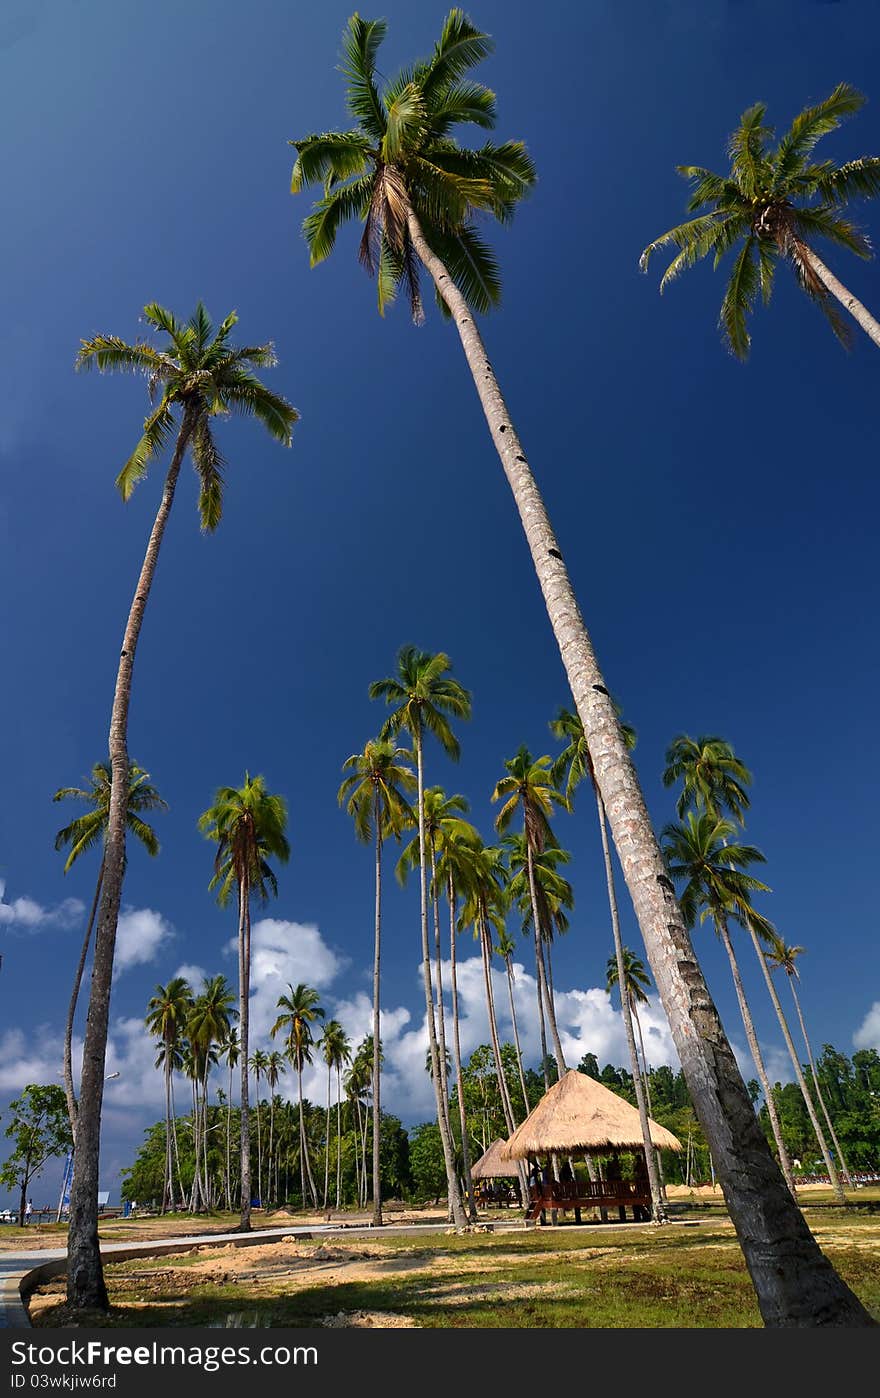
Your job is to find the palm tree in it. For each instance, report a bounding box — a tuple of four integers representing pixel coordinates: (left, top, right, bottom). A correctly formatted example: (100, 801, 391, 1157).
(319, 1022, 349, 1210)
(494, 925, 530, 1117)
(640, 84, 880, 356)
(53, 761, 166, 1138)
(199, 774, 290, 1231)
(344, 1055, 369, 1207)
(606, 950, 653, 1106)
(369, 645, 471, 1227)
(264, 1050, 286, 1208)
(492, 747, 568, 1085)
(189, 975, 235, 1211)
(145, 977, 193, 1212)
(219, 1027, 240, 1211)
(505, 832, 573, 1021)
(660, 812, 796, 1194)
(67, 305, 297, 1311)
(248, 1048, 269, 1208)
(292, 14, 873, 1325)
(765, 934, 852, 1192)
(272, 983, 324, 1210)
(339, 738, 415, 1223)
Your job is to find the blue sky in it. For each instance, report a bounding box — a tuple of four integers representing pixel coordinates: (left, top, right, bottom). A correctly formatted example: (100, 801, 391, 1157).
(1, 0, 879, 1204)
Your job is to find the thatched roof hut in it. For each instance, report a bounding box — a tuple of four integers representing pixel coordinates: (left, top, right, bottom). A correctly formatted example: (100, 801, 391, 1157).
(500, 1069, 682, 1160)
(471, 1138, 518, 1180)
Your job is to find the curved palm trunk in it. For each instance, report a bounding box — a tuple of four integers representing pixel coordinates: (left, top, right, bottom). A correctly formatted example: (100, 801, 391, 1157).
(751, 937, 844, 1202)
(504, 954, 531, 1117)
(63, 861, 104, 1140)
(715, 914, 795, 1196)
(238, 883, 252, 1231)
(787, 977, 852, 1187)
(372, 807, 383, 1225)
(447, 872, 476, 1221)
(596, 789, 665, 1221)
(796, 241, 880, 349)
(406, 207, 872, 1326)
(67, 418, 194, 1310)
(526, 844, 566, 1077)
(413, 726, 467, 1226)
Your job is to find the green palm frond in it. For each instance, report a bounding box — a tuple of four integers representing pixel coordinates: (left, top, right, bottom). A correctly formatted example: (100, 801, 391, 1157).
(290, 131, 373, 193)
(115, 403, 176, 501)
(430, 79, 497, 133)
(341, 13, 388, 141)
(676, 165, 740, 213)
(221, 374, 299, 444)
(191, 419, 225, 532)
(727, 101, 772, 198)
(812, 155, 880, 205)
(719, 237, 760, 360)
(426, 221, 502, 315)
(792, 206, 871, 259)
(383, 82, 427, 163)
(75, 336, 171, 377)
(773, 82, 865, 189)
(303, 175, 375, 265)
(420, 9, 493, 99)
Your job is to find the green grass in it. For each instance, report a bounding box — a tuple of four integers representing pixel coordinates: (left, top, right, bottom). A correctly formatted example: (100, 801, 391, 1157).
(29, 1214, 880, 1329)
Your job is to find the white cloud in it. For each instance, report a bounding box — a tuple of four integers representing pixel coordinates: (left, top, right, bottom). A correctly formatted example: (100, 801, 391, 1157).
(235, 918, 347, 1046)
(114, 907, 173, 975)
(854, 1002, 880, 1052)
(174, 963, 208, 993)
(0, 878, 84, 932)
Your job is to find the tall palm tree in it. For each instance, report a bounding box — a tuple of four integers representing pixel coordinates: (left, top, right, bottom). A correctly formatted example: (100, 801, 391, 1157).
(319, 1022, 349, 1210)
(344, 1054, 369, 1207)
(661, 812, 795, 1194)
(640, 84, 880, 356)
(189, 975, 235, 1211)
(219, 1027, 240, 1211)
(67, 305, 297, 1311)
(764, 934, 852, 1192)
(292, 14, 873, 1324)
(433, 811, 483, 1219)
(338, 738, 415, 1224)
(492, 747, 568, 1085)
(54, 762, 166, 1138)
(494, 925, 531, 1117)
(505, 832, 573, 1019)
(248, 1048, 269, 1208)
(606, 949, 654, 1109)
(264, 1050, 286, 1208)
(145, 977, 193, 1213)
(369, 645, 471, 1227)
(199, 774, 290, 1231)
(272, 982, 324, 1210)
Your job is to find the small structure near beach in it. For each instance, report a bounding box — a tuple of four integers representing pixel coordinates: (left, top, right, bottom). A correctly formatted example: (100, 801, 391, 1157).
(500, 1069, 682, 1223)
(470, 1138, 520, 1207)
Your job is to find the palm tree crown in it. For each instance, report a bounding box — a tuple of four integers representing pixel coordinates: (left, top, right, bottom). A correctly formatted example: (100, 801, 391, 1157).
(640, 83, 880, 357)
(661, 811, 772, 934)
(198, 773, 291, 906)
(54, 761, 166, 872)
(369, 644, 471, 758)
(76, 302, 298, 528)
(549, 705, 636, 805)
(338, 739, 416, 842)
(290, 10, 536, 321)
(272, 983, 325, 1068)
(491, 746, 567, 850)
(606, 947, 651, 1008)
(663, 735, 752, 823)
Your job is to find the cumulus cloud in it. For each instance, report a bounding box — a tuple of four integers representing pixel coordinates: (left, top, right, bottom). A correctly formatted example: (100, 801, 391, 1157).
(173, 964, 208, 993)
(853, 1002, 880, 1052)
(0, 877, 84, 932)
(114, 907, 173, 975)
(235, 918, 347, 1046)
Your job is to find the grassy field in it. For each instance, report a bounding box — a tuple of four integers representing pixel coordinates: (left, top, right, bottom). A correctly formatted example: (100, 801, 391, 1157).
(28, 1203, 880, 1329)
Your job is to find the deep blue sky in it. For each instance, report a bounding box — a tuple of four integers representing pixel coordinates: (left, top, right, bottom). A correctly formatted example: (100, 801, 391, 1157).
(1, 0, 879, 1201)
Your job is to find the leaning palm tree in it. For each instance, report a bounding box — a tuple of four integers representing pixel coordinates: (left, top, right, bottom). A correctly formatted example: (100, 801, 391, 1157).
(640, 84, 880, 356)
(145, 977, 193, 1213)
(272, 983, 324, 1210)
(661, 812, 795, 1195)
(338, 738, 415, 1223)
(198, 774, 290, 1231)
(292, 14, 873, 1325)
(54, 761, 166, 1138)
(369, 645, 471, 1227)
(67, 305, 297, 1311)
(492, 747, 568, 1085)
(764, 934, 852, 1192)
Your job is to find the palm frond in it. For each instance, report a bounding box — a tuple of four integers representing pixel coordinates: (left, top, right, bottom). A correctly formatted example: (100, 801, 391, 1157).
(793, 205, 871, 259)
(719, 236, 759, 360)
(75, 337, 171, 377)
(340, 14, 388, 141)
(191, 418, 226, 532)
(812, 155, 880, 205)
(421, 10, 493, 99)
(289, 131, 373, 193)
(727, 102, 772, 199)
(115, 403, 176, 501)
(303, 175, 375, 266)
(773, 82, 866, 189)
(425, 221, 501, 314)
(382, 82, 427, 163)
(429, 79, 496, 134)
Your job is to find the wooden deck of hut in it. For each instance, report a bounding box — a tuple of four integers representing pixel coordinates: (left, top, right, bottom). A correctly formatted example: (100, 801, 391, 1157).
(500, 1070, 682, 1223)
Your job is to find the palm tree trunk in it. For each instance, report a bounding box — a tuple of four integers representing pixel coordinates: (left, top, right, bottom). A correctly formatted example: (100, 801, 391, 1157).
(238, 881, 252, 1231)
(632, 1000, 666, 1201)
(324, 1062, 332, 1210)
(504, 955, 531, 1117)
(298, 1058, 319, 1208)
(162, 1051, 173, 1214)
(405, 207, 874, 1327)
(372, 808, 383, 1225)
(255, 1075, 263, 1208)
(715, 914, 796, 1195)
(170, 1073, 184, 1206)
(595, 789, 665, 1221)
(429, 837, 451, 1121)
(479, 916, 527, 1204)
(226, 1060, 233, 1213)
(796, 240, 880, 349)
(525, 843, 566, 1076)
(447, 872, 476, 1221)
(66, 417, 195, 1310)
(413, 725, 467, 1226)
(336, 1066, 343, 1209)
(63, 861, 104, 1140)
(788, 978, 852, 1187)
(750, 935, 844, 1201)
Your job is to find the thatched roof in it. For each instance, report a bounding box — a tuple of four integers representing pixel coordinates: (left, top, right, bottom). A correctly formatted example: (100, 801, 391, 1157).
(499, 1070, 683, 1160)
(471, 1138, 518, 1179)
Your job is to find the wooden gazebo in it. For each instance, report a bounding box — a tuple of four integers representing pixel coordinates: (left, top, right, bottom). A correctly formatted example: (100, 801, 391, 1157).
(500, 1069, 682, 1223)
(470, 1138, 520, 1207)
